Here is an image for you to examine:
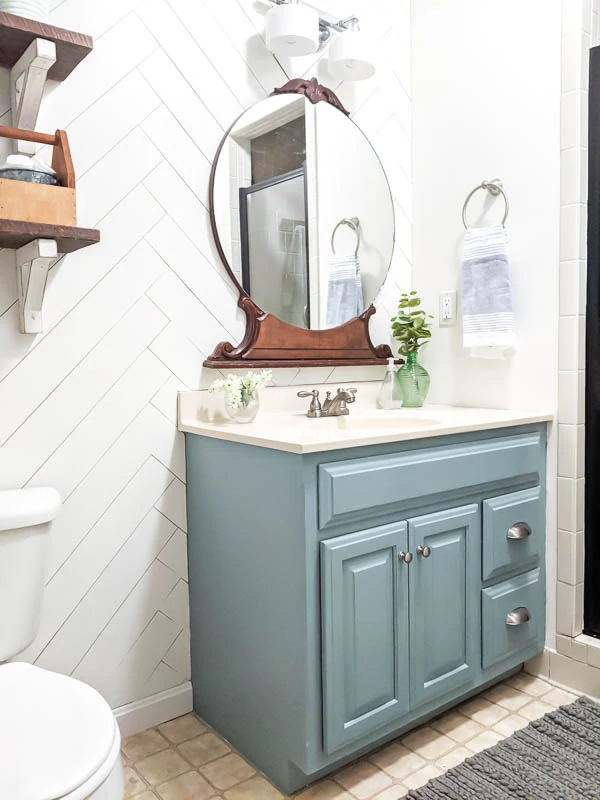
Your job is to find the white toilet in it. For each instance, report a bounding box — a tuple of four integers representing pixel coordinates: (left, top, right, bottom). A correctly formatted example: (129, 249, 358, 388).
(0, 488, 124, 800)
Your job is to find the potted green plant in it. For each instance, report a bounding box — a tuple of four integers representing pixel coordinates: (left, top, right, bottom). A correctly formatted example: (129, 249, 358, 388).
(391, 292, 433, 407)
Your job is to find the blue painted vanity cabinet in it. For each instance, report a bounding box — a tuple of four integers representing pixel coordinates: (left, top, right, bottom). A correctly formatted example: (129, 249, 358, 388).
(184, 424, 547, 794)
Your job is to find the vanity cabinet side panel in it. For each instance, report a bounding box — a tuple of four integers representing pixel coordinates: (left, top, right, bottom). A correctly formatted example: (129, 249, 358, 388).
(185, 434, 312, 789)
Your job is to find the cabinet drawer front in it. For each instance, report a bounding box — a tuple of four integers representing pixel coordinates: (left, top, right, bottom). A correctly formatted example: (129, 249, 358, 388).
(318, 432, 543, 528)
(483, 488, 543, 581)
(482, 568, 545, 669)
(320, 523, 410, 753)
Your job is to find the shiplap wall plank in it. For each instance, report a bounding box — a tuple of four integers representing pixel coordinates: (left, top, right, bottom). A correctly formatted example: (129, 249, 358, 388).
(36, 508, 177, 675)
(0, 0, 411, 713)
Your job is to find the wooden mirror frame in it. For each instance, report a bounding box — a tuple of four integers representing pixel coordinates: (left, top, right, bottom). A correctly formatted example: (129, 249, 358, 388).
(204, 78, 394, 369)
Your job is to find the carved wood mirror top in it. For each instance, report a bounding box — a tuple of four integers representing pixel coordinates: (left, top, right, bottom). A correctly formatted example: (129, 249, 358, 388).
(206, 78, 395, 369)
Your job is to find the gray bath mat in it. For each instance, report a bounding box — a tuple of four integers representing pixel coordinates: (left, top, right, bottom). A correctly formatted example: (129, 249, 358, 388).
(406, 697, 600, 800)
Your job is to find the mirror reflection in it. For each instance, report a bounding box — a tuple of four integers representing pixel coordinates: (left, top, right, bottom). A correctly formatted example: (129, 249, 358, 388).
(211, 92, 394, 330)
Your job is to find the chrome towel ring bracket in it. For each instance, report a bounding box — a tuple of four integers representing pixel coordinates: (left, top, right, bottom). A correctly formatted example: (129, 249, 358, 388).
(331, 216, 361, 256)
(462, 179, 509, 229)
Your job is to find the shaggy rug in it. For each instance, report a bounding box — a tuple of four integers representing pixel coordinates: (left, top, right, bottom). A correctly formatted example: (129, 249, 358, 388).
(406, 697, 600, 799)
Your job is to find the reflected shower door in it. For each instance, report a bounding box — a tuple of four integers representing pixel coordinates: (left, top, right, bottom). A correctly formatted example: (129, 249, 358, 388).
(240, 166, 309, 329)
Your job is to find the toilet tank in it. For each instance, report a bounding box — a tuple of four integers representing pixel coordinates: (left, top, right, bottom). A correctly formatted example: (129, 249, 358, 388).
(0, 488, 61, 661)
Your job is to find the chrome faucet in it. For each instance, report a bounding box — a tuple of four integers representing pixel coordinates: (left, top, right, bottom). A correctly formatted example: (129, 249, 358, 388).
(297, 387, 357, 417)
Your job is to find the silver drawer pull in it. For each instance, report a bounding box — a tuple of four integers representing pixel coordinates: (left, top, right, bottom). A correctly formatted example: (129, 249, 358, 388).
(507, 522, 532, 540)
(506, 606, 531, 626)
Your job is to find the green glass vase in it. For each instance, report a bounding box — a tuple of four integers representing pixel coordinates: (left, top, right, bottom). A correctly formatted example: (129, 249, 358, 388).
(394, 351, 430, 408)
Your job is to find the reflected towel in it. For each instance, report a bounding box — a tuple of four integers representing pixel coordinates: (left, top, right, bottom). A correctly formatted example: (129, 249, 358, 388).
(461, 224, 516, 358)
(326, 253, 365, 327)
(281, 225, 307, 327)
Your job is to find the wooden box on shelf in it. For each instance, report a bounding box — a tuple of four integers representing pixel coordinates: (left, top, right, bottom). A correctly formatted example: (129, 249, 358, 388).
(0, 126, 76, 226)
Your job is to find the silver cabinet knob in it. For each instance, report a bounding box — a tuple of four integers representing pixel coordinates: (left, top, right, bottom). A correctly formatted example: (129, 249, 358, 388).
(398, 551, 413, 564)
(507, 522, 532, 540)
(417, 545, 431, 558)
(506, 606, 531, 626)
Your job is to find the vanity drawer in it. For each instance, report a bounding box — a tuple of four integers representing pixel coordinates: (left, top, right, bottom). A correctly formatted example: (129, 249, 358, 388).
(318, 431, 543, 529)
(481, 568, 544, 669)
(482, 487, 543, 581)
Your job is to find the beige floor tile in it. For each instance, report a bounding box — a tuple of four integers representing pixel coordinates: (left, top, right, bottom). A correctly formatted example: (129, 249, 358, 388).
(483, 685, 530, 711)
(123, 730, 170, 762)
(431, 711, 484, 743)
(402, 764, 443, 791)
(507, 673, 552, 697)
(371, 786, 409, 800)
(492, 714, 530, 737)
(124, 766, 148, 796)
(518, 700, 555, 721)
(156, 770, 217, 800)
(400, 727, 455, 760)
(334, 761, 393, 800)
(159, 714, 209, 744)
(199, 754, 256, 791)
(464, 731, 503, 754)
(542, 687, 579, 708)
(369, 741, 427, 780)
(468, 702, 509, 726)
(178, 733, 231, 767)
(435, 746, 471, 771)
(132, 793, 159, 800)
(136, 750, 191, 786)
(293, 779, 354, 799)
(224, 775, 283, 799)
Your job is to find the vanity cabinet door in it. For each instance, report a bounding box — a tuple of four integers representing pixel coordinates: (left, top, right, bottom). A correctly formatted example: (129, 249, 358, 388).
(320, 522, 410, 754)
(408, 505, 480, 709)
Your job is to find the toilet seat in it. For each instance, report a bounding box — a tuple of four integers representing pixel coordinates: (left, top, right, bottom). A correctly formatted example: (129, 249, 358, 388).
(0, 662, 117, 800)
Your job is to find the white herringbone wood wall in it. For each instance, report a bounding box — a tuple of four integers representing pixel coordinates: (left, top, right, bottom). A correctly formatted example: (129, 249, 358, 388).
(0, 0, 411, 713)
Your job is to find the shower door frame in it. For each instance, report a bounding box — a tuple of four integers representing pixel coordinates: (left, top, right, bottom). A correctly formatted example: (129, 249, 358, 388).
(585, 45, 600, 638)
(239, 164, 311, 329)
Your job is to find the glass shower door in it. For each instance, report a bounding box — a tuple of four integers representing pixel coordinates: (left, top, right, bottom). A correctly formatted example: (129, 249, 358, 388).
(240, 166, 309, 329)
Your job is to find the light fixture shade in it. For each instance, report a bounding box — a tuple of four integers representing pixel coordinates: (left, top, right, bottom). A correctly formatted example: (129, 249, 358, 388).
(328, 30, 376, 81)
(265, 2, 320, 57)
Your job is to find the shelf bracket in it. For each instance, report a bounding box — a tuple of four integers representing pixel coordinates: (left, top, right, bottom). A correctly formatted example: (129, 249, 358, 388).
(10, 38, 57, 155)
(16, 238, 58, 333)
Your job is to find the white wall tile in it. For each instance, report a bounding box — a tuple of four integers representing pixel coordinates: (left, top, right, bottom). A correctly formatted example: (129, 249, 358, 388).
(0, 0, 412, 711)
(36, 508, 176, 676)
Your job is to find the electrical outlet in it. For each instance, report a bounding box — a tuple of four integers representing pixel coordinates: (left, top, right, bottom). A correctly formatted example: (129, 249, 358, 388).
(439, 291, 457, 327)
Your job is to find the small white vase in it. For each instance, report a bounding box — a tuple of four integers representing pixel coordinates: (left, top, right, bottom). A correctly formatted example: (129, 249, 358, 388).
(0, 0, 49, 22)
(224, 393, 260, 424)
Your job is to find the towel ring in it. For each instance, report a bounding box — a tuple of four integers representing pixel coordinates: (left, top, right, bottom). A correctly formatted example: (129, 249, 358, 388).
(462, 180, 509, 229)
(331, 217, 360, 256)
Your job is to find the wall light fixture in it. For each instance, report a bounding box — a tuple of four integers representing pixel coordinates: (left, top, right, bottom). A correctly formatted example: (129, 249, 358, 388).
(264, 0, 376, 80)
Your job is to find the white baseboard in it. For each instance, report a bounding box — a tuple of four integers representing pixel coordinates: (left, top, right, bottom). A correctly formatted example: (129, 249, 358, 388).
(114, 681, 193, 738)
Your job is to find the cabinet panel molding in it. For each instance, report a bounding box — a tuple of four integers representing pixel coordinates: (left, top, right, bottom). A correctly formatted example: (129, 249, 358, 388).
(321, 522, 410, 753)
(408, 505, 480, 708)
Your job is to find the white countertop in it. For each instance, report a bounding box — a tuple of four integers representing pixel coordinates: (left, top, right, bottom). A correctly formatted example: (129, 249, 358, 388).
(178, 383, 553, 454)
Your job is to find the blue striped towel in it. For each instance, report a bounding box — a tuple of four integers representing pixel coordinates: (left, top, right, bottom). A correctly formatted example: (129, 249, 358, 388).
(326, 253, 365, 327)
(461, 224, 516, 357)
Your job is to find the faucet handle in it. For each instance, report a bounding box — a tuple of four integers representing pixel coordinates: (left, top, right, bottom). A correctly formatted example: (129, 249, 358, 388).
(297, 389, 323, 418)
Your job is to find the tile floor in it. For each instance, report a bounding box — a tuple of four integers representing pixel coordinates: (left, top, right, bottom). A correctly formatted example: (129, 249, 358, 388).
(122, 673, 578, 800)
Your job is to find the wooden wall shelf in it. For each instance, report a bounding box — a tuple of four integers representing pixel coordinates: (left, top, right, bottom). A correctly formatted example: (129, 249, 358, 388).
(0, 12, 93, 81)
(0, 219, 99, 252)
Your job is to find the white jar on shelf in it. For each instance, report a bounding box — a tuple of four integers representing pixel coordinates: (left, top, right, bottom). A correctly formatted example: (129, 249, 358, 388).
(0, 1, 49, 23)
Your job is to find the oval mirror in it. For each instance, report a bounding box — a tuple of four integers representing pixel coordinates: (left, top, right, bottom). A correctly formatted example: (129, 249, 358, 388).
(207, 79, 396, 368)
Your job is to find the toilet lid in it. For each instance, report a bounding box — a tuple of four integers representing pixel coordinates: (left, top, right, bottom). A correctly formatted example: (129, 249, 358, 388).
(0, 663, 117, 800)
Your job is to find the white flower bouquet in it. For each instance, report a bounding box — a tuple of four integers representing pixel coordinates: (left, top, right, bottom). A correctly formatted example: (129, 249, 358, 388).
(208, 370, 272, 422)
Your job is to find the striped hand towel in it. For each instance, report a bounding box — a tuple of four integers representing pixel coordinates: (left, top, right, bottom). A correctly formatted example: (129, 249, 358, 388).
(461, 223, 516, 357)
(325, 253, 365, 327)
